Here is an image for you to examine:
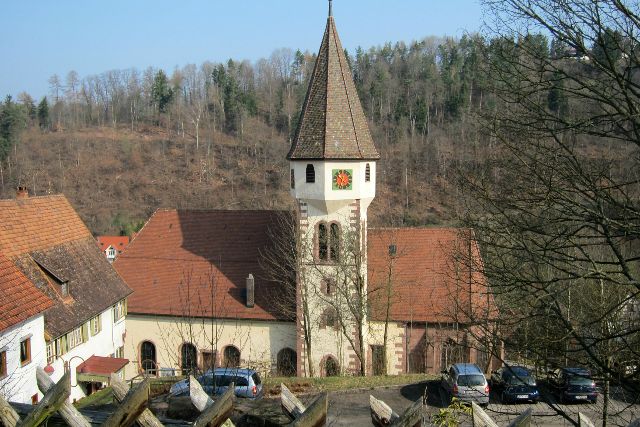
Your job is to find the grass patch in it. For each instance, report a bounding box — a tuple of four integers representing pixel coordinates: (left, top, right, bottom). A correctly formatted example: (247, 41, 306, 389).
(264, 374, 435, 397)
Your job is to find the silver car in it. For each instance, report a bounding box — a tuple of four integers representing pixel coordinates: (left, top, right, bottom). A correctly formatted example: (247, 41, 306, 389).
(170, 368, 263, 399)
(441, 363, 490, 406)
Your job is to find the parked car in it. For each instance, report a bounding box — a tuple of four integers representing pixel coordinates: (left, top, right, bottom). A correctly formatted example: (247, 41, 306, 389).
(490, 365, 540, 404)
(547, 367, 597, 404)
(441, 363, 490, 406)
(170, 368, 263, 399)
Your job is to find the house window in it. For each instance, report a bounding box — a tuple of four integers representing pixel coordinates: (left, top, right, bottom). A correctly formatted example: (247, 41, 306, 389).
(107, 247, 116, 259)
(365, 163, 371, 182)
(290, 169, 295, 189)
(46, 341, 54, 364)
(20, 338, 31, 366)
(0, 351, 6, 378)
(56, 336, 69, 356)
(113, 300, 126, 322)
(90, 315, 102, 336)
(68, 325, 87, 350)
(306, 164, 315, 183)
(115, 346, 124, 359)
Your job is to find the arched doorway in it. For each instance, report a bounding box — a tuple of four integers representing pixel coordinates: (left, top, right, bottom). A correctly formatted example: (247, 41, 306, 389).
(223, 345, 240, 368)
(140, 341, 156, 375)
(181, 343, 197, 375)
(277, 348, 297, 376)
(321, 355, 339, 377)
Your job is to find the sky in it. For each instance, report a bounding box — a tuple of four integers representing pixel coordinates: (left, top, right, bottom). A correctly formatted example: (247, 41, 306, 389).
(0, 0, 483, 100)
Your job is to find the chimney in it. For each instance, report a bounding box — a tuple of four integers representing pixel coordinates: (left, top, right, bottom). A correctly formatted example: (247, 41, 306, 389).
(246, 274, 255, 308)
(16, 187, 28, 199)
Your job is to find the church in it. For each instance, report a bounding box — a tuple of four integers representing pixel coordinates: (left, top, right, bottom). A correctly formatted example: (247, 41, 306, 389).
(115, 4, 498, 379)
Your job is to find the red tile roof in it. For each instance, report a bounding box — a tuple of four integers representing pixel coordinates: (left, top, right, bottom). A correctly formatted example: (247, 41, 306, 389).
(0, 195, 91, 258)
(368, 228, 492, 323)
(0, 252, 53, 332)
(76, 355, 128, 376)
(0, 195, 132, 337)
(114, 209, 292, 322)
(97, 236, 130, 252)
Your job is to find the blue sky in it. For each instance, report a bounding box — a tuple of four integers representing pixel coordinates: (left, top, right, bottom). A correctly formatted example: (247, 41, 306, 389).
(0, 1, 483, 99)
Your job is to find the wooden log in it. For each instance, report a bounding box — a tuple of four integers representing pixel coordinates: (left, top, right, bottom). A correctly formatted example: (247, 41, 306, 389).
(193, 383, 235, 427)
(288, 392, 327, 427)
(471, 402, 498, 427)
(101, 378, 149, 427)
(578, 412, 596, 427)
(281, 383, 306, 420)
(18, 371, 71, 427)
(370, 395, 399, 426)
(189, 375, 214, 412)
(389, 397, 423, 427)
(110, 373, 163, 427)
(36, 367, 91, 427)
(0, 394, 20, 427)
(506, 408, 532, 427)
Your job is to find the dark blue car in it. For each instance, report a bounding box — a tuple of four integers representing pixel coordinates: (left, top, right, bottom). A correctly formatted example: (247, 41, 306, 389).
(547, 367, 597, 404)
(490, 366, 540, 404)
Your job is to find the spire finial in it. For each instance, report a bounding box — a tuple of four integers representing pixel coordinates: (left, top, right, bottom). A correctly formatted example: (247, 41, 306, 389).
(329, 0, 333, 17)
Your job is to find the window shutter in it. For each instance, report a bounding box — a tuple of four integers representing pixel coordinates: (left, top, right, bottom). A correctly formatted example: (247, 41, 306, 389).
(98, 314, 102, 332)
(81, 323, 88, 342)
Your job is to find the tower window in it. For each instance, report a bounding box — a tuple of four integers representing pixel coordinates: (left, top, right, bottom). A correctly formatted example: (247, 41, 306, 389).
(290, 169, 295, 189)
(306, 164, 315, 183)
(330, 223, 340, 261)
(365, 163, 371, 182)
(318, 223, 328, 260)
(317, 222, 340, 262)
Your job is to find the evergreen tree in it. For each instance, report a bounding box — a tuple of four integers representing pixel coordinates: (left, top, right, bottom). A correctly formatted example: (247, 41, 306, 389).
(37, 97, 50, 130)
(151, 70, 174, 114)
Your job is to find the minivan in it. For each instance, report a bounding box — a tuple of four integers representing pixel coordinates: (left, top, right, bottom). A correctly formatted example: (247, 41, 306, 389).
(441, 363, 490, 406)
(170, 368, 263, 399)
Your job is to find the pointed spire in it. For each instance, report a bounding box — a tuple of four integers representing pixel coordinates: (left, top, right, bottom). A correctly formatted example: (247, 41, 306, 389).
(287, 7, 380, 161)
(329, 0, 333, 17)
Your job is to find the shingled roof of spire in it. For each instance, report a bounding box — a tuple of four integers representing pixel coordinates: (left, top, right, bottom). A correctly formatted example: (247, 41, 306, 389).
(287, 14, 380, 161)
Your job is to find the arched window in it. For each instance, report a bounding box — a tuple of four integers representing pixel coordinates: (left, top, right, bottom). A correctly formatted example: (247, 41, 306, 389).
(223, 345, 240, 368)
(140, 341, 156, 375)
(181, 343, 197, 375)
(321, 307, 338, 329)
(365, 163, 371, 182)
(330, 223, 340, 261)
(318, 223, 328, 260)
(323, 355, 339, 377)
(321, 278, 335, 296)
(277, 348, 297, 377)
(306, 164, 315, 183)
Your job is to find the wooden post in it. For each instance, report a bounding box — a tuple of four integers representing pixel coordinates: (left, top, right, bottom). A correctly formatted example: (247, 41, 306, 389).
(193, 383, 235, 427)
(18, 371, 71, 427)
(101, 378, 150, 427)
(110, 373, 163, 427)
(471, 402, 499, 427)
(0, 394, 20, 427)
(506, 408, 532, 427)
(389, 397, 423, 427)
(36, 367, 91, 427)
(289, 393, 327, 427)
(578, 412, 596, 427)
(281, 383, 306, 420)
(370, 395, 399, 426)
(189, 375, 214, 412)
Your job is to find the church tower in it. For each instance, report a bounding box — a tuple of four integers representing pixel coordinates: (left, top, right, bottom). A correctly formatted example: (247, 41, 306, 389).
(288, 1, 380, 377)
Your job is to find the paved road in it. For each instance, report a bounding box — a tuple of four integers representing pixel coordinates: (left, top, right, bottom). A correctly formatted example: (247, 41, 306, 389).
(324, 381, 640, 427)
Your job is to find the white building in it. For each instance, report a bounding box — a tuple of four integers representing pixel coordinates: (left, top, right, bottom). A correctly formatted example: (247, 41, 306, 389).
(0, 192, 132, 402)
(0, 253, 52, 404)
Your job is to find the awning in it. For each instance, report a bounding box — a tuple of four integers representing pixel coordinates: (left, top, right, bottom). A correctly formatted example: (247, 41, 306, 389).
(76, 355, 129, 383)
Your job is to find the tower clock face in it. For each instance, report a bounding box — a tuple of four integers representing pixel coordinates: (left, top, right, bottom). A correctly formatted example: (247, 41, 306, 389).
(332, 169, 353, 190)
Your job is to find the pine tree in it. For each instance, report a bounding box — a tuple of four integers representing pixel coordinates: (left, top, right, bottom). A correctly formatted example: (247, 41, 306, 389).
(37, 97, 50, 130)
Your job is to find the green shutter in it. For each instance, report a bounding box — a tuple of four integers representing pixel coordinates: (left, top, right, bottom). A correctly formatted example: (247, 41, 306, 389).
(81, 324, 88, 342)
(97, 314, 102, 332)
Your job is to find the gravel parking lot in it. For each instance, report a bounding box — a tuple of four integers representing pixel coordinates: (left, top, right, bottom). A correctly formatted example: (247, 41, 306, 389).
(323, 380, 640, 426)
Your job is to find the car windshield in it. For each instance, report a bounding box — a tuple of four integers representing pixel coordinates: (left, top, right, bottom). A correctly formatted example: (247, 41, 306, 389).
(458, 374, 486, 386)
(568, 375, 593, 386)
